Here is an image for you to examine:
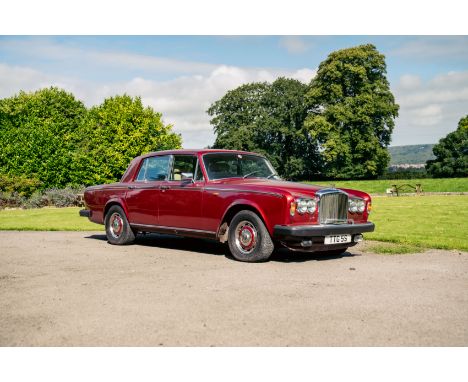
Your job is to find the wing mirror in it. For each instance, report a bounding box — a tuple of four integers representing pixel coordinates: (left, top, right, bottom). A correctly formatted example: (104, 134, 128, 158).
(181, 172, 194, 182)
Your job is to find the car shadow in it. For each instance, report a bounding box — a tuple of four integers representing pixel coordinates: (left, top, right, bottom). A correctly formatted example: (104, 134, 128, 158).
(84, 233, 227, 257)
(269, 248, 357, 263)
(84, 233, 357, 263)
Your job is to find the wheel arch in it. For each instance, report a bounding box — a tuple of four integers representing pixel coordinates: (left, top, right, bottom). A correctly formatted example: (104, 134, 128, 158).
(217, 200, 270, 242)
(104, 198, 129, 221)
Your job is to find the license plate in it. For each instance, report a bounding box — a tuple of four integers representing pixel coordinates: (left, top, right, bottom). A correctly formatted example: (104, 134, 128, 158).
(324, 234, 352, 245)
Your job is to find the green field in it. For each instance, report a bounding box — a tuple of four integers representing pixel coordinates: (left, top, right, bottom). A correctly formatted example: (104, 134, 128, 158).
(0, 207, 98, 231)
(305, 177, 468, 194)
(365, 195, 468, 251)
(0, 195, 467, 251)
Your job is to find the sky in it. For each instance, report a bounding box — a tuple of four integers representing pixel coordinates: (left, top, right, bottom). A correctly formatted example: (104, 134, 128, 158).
(1, 35, 467, 148)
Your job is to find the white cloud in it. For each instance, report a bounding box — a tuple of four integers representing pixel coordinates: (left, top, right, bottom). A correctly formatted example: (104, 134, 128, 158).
(0, 38, 217, 75)
(0, 62, 316, 148)
(392, 36, 468, 60)
(392, 70, 468, 145)
(279, 36, 310, 54)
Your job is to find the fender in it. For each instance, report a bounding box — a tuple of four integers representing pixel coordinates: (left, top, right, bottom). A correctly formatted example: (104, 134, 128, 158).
(219, 198, 274, 236)
(104, 197, 130, 221)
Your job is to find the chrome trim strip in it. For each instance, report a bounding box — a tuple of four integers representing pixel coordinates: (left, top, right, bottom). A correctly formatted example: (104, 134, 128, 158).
(130, 223, 216, 235)
(204, 187, 283, 198)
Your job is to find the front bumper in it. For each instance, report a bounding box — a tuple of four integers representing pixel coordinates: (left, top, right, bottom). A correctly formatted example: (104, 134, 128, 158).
(273, 222, 375, 240)
(273, 222, 375, 252)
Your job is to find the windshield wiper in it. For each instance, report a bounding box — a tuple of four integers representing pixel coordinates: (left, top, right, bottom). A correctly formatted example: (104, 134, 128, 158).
(243, 171, 262, 179)
(266, 174, 278, 179)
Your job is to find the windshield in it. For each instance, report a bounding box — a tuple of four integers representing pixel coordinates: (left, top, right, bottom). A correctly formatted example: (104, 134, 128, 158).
(203, 153, 279, 180)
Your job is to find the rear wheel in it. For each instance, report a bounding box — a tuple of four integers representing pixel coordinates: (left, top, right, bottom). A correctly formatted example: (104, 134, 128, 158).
(105, 205, 135, 245)
(228, 210, 274, 262)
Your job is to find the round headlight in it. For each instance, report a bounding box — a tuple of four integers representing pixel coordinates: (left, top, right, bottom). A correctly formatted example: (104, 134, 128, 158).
(306, 199, 317, 214)
(297, 199, 308, 214)
(349, 199, 358, 213)
(357, 200, 365, 213)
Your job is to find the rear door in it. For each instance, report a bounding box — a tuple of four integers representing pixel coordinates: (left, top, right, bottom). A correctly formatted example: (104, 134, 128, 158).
(158, 154, 205, 229)
(125, 155, 171, 226)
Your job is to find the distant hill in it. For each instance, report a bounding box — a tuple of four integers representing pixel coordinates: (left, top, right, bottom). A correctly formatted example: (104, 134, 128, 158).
(388, 144, 435, 165)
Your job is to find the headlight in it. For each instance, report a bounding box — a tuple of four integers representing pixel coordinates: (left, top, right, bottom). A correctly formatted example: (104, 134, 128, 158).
(297, 199, 308, 214)
(349, 198, 365, 214)
(306, 199, 317, 214)
(356, 199, 365, 213)
(294, 198, 316, 215)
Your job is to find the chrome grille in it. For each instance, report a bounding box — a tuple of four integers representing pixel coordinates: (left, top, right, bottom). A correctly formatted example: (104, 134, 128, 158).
(318, 190, 348, 225)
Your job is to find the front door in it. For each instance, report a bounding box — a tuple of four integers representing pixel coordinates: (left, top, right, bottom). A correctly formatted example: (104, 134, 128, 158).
(158, 154, 204, 229)
(125, 155, 171, 226)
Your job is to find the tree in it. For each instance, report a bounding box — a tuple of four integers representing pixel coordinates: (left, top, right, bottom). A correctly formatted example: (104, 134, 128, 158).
(304, 44, 399, 179)
(0, 87, 87, 188)
(72, 95, 181, 185)
(426, 115, 468, 177)
(208, 78, 320, 179)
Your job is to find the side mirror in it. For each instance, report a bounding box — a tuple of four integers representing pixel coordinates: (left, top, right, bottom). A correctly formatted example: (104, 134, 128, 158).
(181, 172, 194, 182)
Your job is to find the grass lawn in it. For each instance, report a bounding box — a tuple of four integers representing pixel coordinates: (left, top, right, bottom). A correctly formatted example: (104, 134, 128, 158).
(0, 195, 467, 251)
(305, 177, 468, 194)
(0, 207, 99, 231)
(365, 195, 468, 251)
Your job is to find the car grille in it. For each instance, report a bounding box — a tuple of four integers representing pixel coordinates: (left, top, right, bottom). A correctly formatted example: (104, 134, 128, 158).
(318, 190, 348, 225)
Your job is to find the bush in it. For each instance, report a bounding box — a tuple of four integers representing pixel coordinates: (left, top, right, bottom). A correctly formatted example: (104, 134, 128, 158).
(41, 186, 85, 208)
(0, 191, 26, 209)
(0, 185, 85, 209)
(0, 173, 42, 197)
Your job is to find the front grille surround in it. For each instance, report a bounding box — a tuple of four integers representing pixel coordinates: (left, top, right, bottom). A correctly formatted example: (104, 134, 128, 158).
(317, 189, 349, 225)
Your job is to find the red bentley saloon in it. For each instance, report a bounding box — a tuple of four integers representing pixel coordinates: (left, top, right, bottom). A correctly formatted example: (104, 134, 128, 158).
(80, 149, 374, 262)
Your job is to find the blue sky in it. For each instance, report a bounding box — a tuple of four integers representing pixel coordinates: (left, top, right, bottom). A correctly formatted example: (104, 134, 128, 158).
(1, 35, 468, 148)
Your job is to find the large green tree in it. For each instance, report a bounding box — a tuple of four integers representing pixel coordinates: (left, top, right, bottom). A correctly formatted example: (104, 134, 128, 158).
(72, 95, 182, 185)
(208, 78, 320, 179)
(304, 44, 399, 179)
(426, 115, 468, 177)
(0, 87, 87, 187)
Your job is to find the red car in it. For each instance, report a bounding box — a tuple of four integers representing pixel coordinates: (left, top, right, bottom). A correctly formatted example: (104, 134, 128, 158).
(80, 149, 374, 262)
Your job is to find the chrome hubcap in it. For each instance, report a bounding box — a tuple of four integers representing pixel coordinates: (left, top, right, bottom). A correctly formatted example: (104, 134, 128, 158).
(109, 213, 124, 238)
(234, 220, 258, 254)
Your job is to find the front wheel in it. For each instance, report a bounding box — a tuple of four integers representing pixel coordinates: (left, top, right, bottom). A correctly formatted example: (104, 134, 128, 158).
(227, 210, 274, 262)
(105, 205, 135, 245)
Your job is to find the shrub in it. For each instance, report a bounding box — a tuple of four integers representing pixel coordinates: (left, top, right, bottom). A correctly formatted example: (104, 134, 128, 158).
(0, 191, 26, 209)
(0, 173, 42, 197)
(41, 185, 85, 208)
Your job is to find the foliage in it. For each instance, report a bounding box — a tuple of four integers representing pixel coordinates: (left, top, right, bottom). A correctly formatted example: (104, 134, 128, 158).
(305, 177, 468, 194)
(388, 144, 435, 165)
(72, 95, 182, 185)
(0, 192, 26, 209)
(0, 173, 42, 197)
(304, 44, 399, 179)
(0, 89, 182, 190)
(1, 185, 85, 209)
(426, 115, 468, 177)
(208, 78, 320, 180)
(0, 87, 87, 188)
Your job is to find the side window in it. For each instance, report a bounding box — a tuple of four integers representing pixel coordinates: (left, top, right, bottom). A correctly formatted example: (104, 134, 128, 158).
(135, 156, 170, 181)
(171, 155, 197, 181)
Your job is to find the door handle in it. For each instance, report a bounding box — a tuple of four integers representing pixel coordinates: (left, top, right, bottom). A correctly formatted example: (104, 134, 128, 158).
(160, 185, 170, 191)
(128, 185, 136, 189)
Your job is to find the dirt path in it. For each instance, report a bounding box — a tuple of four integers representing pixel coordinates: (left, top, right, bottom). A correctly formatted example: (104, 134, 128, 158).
(1, 231, 467, 346)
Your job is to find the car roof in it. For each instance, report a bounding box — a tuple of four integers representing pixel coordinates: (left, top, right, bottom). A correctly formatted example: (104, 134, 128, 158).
(137, 149, 264, 160)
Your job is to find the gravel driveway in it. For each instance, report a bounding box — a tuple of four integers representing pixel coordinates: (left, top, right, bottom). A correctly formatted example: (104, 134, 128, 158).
(1, 231, 467, 346)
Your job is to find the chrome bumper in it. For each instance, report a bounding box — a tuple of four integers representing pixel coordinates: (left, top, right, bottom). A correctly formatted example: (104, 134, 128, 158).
(273, 222, 375, 239)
